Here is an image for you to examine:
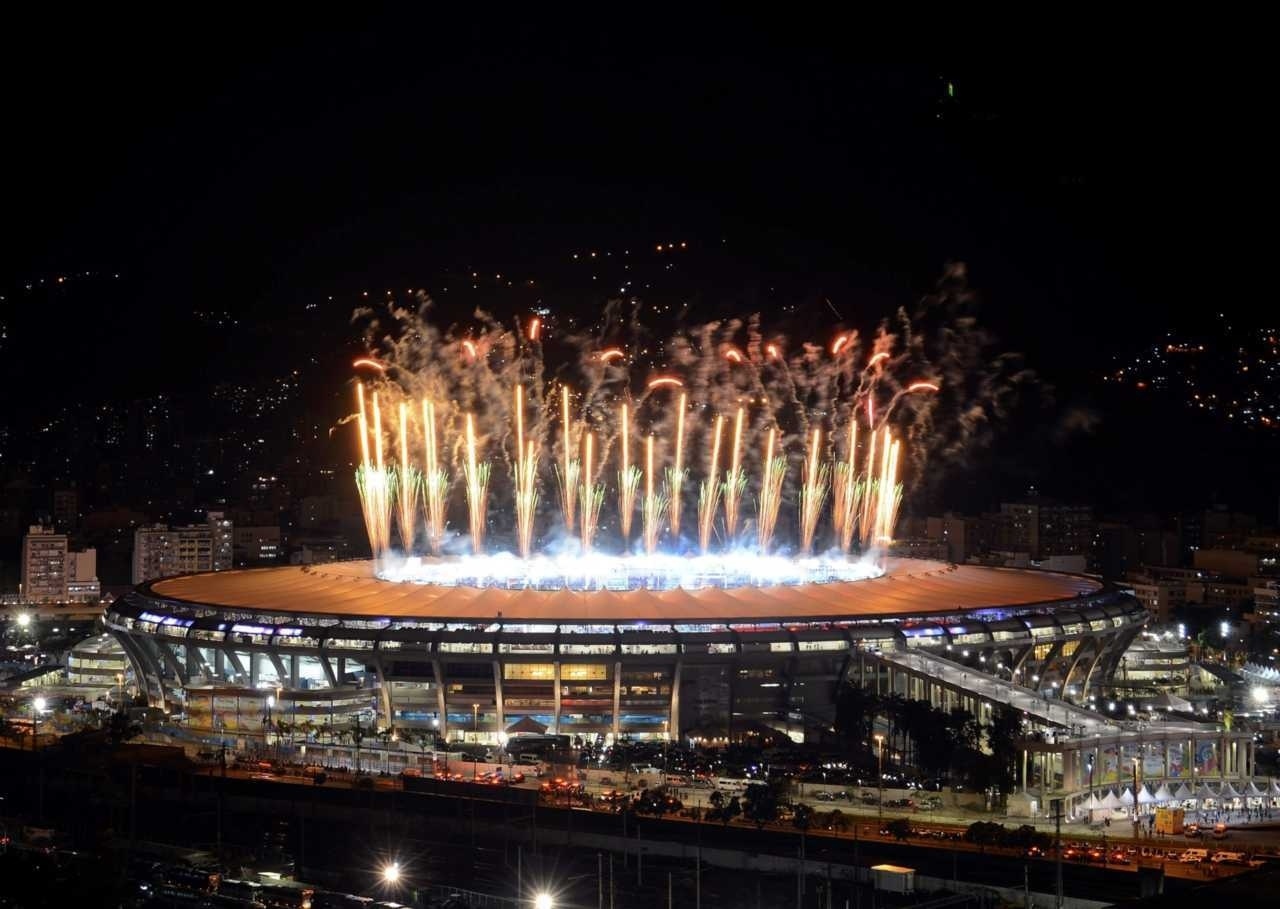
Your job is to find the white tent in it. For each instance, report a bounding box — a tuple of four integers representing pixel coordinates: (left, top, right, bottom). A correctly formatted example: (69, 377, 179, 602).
(1153, 783, 1174, 802)
(1245, 781, 1266, 797)
(1271, 779, 1280, 796)
(1173, 782, 1194, 801)
(1196, 782, 1218, 800)
(1137, 785, 1156, 805)
(1220, 781, 1241, 799)
(1101, 790, 1122, 810)
(1119, 787, 1135, 806)
(1087, 792, 1101, 810)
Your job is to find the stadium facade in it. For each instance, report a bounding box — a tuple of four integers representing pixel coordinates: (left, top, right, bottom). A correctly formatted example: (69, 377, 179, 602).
(103, 558, 1147, 745)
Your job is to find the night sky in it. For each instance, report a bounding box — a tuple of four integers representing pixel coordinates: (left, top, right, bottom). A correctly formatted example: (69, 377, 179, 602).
(4, 19, 1276, 519)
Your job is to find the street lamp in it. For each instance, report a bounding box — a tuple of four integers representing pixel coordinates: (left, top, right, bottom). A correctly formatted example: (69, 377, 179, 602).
(116, 672, 124, 708)
(32, 696, 46, 750)
(472, 703, 480, 781)
(534, 893, 553, 909)
(874, 733, 885, 820)
(382, 862, 400, 884)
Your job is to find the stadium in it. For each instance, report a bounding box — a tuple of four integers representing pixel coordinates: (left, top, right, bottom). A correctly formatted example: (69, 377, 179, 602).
(102, 558, 1147, 746)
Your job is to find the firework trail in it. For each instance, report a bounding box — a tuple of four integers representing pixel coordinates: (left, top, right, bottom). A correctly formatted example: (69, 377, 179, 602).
(642, 435, 669, 555)
(697, 414, 724, 554)
(616, 402, 640, 546)
(555, 384, 581, 536)
(395, 402, 421, 552)
(463, 413, 490, 555)
(354, 384, 395, 560)
(512, 385, 538, 559)
(756, 426, 787, 554)
(831, 418, 862, 553)
(798, 427, 830, 555)
(722, 406, 747, 542)
(578, 432, 605, 553)
(421, 399, 448, 555)
(665, 391, 687, 542)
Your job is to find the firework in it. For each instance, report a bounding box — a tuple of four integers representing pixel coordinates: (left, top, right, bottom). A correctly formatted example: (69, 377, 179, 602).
(646, 376, 683, 390)
(463, 413, 490, 554)
(697, 414, 724, 554)
(798, 427, 830, 555)
(395, 402, 421, 551)
(598, 348, 625, 363)
(578, 432, 605, 554)
(721, 406, 747, 541)
(354, 384, 394, 560)
(420, 399, 449, 555)
(527, 317, 541, 342)
(665, 392, 687, 540)
(352, 357, 386, 372)
(832, 419, 861, 553)
(859, 421, 879, 548)
(875, 432, 903, 545)
(617, 402, 640, 545)
(512, 385, 538, 558)
(556, 384, 581, 534)
(642, 435, 668, 555)
(755, 427, 787, 554)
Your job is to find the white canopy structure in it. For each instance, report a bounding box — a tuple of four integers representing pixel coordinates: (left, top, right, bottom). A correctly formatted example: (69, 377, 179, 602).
(1271, 780, 1280, 796)
(1245, 781, 1266, 798)
(1137, 785, 1156, 805)
(1153, 783, 1174, 803)
(1220, 781, 1241, 799)
(1119, 787, 1135, 806)
(1173, 782, 1194, 801)
(1196, 782, 1218, 800)
(1101, 790, 1122, 810)
(1087, 792, 1101, 810)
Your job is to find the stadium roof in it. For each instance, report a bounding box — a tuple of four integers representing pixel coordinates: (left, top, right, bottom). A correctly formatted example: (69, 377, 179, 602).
(147, 559, 1103, 623)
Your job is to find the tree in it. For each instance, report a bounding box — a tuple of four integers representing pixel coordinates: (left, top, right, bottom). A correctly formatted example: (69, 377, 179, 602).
(827, 808, 848, 834)
(833, 684, 876, 756)
(886, 818, 912, 842)
(721, 795, 741, 826)
(792, 802, 812, 833)
(107, 711, 141, 746)
(742, 783, 779, 829)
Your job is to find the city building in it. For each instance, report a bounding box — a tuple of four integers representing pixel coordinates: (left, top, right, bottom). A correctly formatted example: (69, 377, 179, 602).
(131, 511, 234, 584)
(66, 546, 100, 603)
(233, 525, 282, 565)
(20, 525, 67, 603)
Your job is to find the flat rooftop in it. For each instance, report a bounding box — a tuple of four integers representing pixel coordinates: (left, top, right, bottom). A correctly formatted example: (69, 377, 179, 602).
(145, 559, 1104, 623)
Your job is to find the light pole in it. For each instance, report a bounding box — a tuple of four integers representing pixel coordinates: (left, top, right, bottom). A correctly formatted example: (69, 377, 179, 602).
(472, 703, 480, 780)
(534, 893, 553, 909)
(116, 672, 124, 709)
(32, 696, 46, 750)
(874, 733, 885, 821)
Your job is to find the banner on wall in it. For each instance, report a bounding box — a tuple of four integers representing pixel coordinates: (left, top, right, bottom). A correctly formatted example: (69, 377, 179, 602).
(1195, 740, 1218, 775)
(1121, 743, 1140, 781)
(1102, 744, 1120, 784)
(1168, 742, 1186, 779)
(1143, 743, 1165, 777)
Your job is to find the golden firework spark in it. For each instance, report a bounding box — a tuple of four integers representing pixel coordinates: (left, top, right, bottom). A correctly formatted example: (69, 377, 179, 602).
(697, 414, 724, 554)
(721, 406, 747, 542)
(798, 427, 830, 555)
(463, 413, 490, 555)
(420, 399, 448, 555)
(832, 419, 861, 553)
(859, 419, 879, 549)
(642, 435, 669, 555)
(353, 384, 394, 560)
(512, 385, 538, 559)
(616, 402, 640, 545)
(665, 392, 687, 540)
(556, 384, 581, 535)
(395, 401, 421, 552)
(755, 426, 787, 554)
(578, 432, 605, 554)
